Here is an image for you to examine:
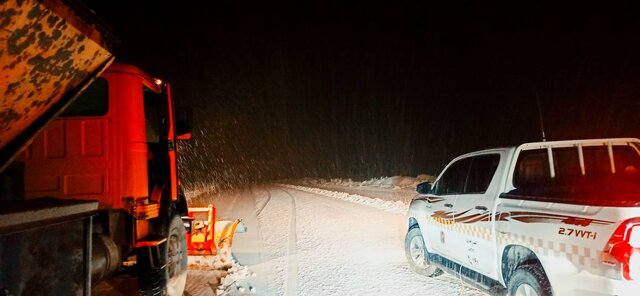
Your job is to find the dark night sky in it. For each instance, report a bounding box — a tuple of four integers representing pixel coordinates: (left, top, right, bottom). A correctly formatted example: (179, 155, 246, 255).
(82, 1, 640, 190)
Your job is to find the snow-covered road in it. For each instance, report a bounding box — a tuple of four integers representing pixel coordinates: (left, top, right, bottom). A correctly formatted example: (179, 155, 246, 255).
(186, 182, 486, 296)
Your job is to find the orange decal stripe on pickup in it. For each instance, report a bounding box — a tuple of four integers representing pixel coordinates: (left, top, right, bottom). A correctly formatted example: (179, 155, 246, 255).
(430, 209, 615, 227)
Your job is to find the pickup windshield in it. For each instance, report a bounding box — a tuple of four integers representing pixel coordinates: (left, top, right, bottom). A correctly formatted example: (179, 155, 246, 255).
(505, 143, 640, 207)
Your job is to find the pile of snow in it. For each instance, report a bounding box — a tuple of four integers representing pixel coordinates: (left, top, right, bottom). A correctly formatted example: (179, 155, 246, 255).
(278, 184, 408, 214)
(187, 247, 255, 295)
(297, 174, 435, 190)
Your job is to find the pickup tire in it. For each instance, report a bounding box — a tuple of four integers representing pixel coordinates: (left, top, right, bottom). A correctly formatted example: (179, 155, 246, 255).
(405, 227, 442, 277)
(507, 264, 552, 296)
(139, 214, 188, 296)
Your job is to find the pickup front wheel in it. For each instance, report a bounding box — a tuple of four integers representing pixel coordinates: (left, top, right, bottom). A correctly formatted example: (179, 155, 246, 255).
(404, 227, 442, 277)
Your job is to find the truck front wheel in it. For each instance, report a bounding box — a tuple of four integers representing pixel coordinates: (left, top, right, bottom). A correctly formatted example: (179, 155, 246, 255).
(404, 227, 442, 277)
(507, 264, 552, 296)
(139, 214, 188, 296)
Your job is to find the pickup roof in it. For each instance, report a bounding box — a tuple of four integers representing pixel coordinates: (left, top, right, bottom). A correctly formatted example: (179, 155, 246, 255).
(406, 138, 640, 296)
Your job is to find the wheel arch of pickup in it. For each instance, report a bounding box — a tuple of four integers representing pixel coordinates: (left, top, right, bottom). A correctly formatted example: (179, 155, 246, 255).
(501, 244, 547, 286)
(407, 216, 437, 253)
(408, 217, 419, 230)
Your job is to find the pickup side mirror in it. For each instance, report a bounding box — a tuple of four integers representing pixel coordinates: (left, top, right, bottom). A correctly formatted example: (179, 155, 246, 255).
(416, 181, 432, 194)
(176, 107, 193, 140)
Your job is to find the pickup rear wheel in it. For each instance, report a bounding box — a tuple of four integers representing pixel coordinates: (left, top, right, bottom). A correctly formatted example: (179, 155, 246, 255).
(405, 227, 442, 277)
(507, 264, 552, 296)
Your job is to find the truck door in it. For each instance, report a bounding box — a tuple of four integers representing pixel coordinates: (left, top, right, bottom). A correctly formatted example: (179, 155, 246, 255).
(425, 157, 472, 257)
(448, 153, 502, 277)
(164, 83, 178, 201)
(143, 82, 179, 203)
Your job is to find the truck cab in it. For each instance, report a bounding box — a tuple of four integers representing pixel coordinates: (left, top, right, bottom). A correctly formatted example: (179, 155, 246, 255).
(23, 63, 191, 294)
(0, 1, 190, 294)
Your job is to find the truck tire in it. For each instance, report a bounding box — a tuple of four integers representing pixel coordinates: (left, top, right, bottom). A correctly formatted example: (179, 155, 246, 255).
(139, 214, 188, 296)
(507, 264, 552, 296)
(405, 227, 442, 277)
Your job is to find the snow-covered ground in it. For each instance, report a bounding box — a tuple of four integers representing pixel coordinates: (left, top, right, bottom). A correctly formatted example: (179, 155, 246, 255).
(185, 176, 487, 296)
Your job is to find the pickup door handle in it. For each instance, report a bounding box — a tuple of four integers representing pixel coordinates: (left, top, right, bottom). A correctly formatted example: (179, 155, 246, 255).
(475, 206, 488, 211)
(444, 203, 453, 208)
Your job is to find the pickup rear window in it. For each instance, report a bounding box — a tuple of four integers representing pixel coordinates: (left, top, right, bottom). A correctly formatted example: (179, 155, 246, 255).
(506, 144, 640, 207)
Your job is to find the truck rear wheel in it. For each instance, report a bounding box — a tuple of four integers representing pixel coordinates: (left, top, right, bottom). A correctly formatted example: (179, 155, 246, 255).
(139, 214, 188, 296)
(507, 264, 552, 296)
(405, 227, 442, 277)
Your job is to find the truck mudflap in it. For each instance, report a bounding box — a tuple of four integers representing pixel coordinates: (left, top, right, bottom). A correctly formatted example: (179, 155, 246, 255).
(0, 0, 115, 172)
(184, 204, 247, 256)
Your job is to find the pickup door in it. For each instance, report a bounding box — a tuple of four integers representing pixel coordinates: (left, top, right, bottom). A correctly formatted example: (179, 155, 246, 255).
(448, 153, 503, 277)
(424, 157, 471, 258)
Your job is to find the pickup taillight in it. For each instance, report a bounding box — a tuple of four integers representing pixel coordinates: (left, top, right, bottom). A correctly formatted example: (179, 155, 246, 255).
(601, 218, 640, 280)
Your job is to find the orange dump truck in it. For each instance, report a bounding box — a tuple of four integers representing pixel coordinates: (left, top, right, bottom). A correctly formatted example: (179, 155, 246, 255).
(0, 0, 192, 295)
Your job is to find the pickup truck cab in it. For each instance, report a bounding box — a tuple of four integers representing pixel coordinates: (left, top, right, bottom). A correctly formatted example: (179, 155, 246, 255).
(406, 138, 640, 296)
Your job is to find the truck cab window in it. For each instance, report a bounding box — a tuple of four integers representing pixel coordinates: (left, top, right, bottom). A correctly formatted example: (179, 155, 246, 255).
(143, 87, 166, 143)
(60, 78, 109, 117)
(143, 86, 169, 188)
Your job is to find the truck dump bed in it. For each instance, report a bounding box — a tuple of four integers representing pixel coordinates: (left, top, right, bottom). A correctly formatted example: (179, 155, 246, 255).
(0, 0, 115, 172)
(1, 2, 115, 294)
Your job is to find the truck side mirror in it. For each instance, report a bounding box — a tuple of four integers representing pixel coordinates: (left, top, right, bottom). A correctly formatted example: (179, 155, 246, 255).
(416, 182, 432, 194)
(176, 107, 193, 140)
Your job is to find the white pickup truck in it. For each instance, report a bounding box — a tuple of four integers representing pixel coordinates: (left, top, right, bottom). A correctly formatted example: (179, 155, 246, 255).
(406, 138, 640, 296)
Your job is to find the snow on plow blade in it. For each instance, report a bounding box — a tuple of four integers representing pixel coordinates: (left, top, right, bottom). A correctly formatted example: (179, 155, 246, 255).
(184, 204, 247, 256)
(0, 0, 115, 172)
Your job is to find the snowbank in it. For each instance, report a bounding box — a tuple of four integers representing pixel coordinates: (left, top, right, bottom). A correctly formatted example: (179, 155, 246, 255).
(277, 183, 408, 214)
(296, 174, 434, 190)
(186, 247, 255, 295)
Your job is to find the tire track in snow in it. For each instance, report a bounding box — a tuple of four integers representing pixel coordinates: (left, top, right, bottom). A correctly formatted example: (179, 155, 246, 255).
(248, 186, 266, 282)
(254, 186, 272, 216)
(277, 188, 299, 296)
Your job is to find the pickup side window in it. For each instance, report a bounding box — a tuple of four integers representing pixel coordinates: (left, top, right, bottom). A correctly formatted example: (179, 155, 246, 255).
(464, 154, 500, 194)
(433, 157, 471, 195)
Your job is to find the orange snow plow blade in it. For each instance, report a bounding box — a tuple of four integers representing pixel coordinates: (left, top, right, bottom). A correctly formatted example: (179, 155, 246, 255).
(184, 204, 246, 256)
